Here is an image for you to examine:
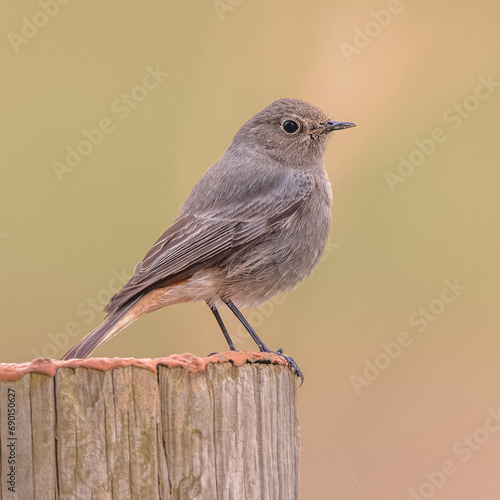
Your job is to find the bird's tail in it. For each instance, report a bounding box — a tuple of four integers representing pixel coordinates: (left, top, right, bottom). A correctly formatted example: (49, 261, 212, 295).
(61, 296, 143, 360)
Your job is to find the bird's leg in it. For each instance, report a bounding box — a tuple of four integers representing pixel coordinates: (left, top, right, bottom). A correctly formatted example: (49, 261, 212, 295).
(224, 300, 304, 384)
(206, 301, 237, 351)
(224, 300, 269, 352)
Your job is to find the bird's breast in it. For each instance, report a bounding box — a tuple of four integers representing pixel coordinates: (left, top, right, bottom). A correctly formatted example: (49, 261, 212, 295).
(219, 170, 333, 308)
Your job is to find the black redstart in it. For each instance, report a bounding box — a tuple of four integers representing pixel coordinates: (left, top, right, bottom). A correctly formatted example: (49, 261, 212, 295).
(62, 98, 355, 381)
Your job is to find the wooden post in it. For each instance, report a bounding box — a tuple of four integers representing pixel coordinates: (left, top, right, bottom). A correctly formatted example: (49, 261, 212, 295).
(0, 351, 300, 500)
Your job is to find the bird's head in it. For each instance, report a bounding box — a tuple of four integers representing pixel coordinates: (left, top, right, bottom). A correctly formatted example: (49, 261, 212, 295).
(230, 98, 355, 166)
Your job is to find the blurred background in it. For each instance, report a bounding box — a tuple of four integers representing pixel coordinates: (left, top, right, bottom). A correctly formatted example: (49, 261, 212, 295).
(1, 1, 500, 498)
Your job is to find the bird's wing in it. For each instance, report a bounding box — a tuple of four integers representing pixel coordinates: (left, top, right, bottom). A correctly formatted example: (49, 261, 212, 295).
(104, 167, 314, 314)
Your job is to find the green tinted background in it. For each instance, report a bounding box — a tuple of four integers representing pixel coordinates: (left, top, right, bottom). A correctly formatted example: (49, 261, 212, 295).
(1, 1, 500, 498)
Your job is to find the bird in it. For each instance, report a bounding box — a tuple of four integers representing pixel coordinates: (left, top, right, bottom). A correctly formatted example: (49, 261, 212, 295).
(61, 98, 355, 382)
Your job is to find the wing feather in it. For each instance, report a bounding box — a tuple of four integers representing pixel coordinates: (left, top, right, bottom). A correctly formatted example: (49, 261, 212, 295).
(104, 167, 313, 314)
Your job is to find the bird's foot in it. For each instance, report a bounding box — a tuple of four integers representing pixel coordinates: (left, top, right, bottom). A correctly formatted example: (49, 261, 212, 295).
(269, 348, 304, 386)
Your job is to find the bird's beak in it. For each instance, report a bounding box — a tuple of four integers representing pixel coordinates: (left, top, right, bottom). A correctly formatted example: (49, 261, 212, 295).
(324, 120, 356, 132)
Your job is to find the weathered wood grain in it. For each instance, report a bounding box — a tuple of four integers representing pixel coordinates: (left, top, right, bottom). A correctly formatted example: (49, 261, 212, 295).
(0, 354, 300, 500)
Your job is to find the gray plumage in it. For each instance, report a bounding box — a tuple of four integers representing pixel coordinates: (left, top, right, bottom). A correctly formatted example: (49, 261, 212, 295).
(62, 98, 355, 363)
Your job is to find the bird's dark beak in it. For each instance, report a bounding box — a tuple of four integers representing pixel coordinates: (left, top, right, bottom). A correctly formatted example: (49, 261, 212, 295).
(324, 120, 356, 132)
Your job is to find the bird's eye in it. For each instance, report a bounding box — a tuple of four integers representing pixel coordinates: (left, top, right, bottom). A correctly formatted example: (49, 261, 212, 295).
(282, 120, 299, 134)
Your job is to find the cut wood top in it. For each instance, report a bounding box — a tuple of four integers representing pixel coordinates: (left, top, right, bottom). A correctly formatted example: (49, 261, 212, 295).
(0, 350, 289, 381)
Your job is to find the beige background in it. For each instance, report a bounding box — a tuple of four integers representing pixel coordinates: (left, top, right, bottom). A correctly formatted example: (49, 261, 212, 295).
(1, 1, 500, 498)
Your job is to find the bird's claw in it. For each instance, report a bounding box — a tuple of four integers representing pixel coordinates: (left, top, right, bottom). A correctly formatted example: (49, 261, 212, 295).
(272, 349, 304, 386)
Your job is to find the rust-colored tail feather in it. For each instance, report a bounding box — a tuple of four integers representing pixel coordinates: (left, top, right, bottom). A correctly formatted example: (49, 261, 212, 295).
(61, 297, 142, 360)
